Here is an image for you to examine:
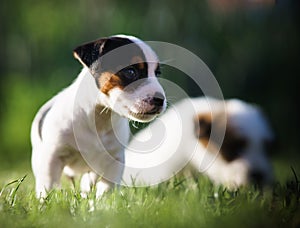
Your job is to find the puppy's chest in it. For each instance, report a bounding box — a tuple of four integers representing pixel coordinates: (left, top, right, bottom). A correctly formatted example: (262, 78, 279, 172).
(92, 108, 129, 152)
(60, 118, 127, 172)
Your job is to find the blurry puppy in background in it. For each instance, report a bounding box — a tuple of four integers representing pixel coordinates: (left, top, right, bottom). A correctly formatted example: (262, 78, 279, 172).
(31, 35, 166, 199)
(123, 97, 275, 189)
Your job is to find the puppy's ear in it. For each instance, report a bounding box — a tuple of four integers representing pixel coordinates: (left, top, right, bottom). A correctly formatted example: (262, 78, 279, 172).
(194, 113, 212, 139)
(73, 37, 134, 69)
(73, 38, 108, 68)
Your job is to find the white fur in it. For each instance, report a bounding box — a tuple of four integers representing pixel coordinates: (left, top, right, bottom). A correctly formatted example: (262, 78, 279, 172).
(31, 35, 166, 198)
(123, 97, 274, 188)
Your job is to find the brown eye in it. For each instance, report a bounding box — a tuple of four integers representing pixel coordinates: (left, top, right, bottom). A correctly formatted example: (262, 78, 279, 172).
(120, 67, 138, 81)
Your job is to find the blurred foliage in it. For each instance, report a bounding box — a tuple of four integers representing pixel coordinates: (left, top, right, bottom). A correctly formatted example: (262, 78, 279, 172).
(0, 0, 299, 168)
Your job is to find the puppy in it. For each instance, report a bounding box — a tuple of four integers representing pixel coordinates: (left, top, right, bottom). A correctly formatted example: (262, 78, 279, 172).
(123, 97, 274, 189)
(31, 35, 166, 198)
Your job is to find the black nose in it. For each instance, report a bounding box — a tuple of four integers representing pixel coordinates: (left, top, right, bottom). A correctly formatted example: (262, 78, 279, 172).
(151, 92, 165, 107)
(249, 170, 264, 184)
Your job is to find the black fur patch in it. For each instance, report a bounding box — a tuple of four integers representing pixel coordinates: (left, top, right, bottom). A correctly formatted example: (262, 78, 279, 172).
(74, 37, 142, 68)
(195, 113, 247, 163)
(38, 106, 51, 140)
(73, 40, 106, 67)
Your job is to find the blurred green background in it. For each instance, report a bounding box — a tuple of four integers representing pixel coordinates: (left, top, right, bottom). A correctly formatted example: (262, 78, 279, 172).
(0, 0, 299, 175)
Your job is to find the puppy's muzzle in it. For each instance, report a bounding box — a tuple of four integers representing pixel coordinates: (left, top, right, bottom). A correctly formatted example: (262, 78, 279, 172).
(129, 92, 166, 122)
(146, 92, 165, 114)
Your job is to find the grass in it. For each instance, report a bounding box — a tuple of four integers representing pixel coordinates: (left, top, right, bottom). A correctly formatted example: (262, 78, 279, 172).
(0, 161, 299, 228)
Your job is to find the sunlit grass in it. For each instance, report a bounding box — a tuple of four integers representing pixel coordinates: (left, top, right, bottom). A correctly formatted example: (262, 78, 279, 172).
(0, 161, 299, 227)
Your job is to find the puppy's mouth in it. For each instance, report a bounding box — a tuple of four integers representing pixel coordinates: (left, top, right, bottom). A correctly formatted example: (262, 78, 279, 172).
(123, 93, 166, 122)
(128, 109, 162, 122)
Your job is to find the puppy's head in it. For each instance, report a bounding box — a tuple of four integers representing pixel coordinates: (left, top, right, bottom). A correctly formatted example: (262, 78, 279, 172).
(195, 99, 275, 188)
(73, 35, 166, 122)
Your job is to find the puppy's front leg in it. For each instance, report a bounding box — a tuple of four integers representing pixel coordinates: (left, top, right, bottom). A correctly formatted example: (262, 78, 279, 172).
(79, 172, 121, 199)
(95, 151, 125, 199)
(95, 179, 113, 198)
(32, 146, 64, 199)
(80, 172, 99, 198)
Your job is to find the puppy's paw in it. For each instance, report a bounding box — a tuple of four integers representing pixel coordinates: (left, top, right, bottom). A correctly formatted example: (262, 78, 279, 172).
(96, 181, 111, 199)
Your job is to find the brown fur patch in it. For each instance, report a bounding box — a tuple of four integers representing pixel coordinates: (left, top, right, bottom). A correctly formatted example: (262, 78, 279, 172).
(98, 72, 123, 95)
(195, 112, 248, 162)
(194, 113, 212, 148)
(131, 56, 145, 70)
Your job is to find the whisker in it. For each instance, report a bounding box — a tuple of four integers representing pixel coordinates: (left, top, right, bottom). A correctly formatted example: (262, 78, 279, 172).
(166, 96, 177, 102)
(165, 96, 180, 107)
(99, 106, 108, 115)
(159, 59, 174, 65)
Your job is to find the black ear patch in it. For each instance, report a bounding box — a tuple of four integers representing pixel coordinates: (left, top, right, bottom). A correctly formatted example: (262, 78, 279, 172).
(73, 39, 107, 67)
(73, 37, 134, 69)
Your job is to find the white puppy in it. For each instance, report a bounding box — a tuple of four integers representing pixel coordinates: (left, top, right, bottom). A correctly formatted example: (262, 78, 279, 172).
(31, 35, 166, 198)
(123, 97, 274, 189)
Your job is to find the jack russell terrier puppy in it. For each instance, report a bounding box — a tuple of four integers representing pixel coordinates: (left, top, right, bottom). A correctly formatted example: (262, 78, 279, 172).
(123, 97, 274, 189)
(31, 35, 166, 198)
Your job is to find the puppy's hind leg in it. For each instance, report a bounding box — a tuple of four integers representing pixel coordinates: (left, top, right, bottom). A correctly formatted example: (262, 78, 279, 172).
(32, 147, 64, 199)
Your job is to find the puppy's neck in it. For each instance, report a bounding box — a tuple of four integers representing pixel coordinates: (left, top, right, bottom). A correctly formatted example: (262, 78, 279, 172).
(94, 104, 114, 132)
(72, 68, 124, 132)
